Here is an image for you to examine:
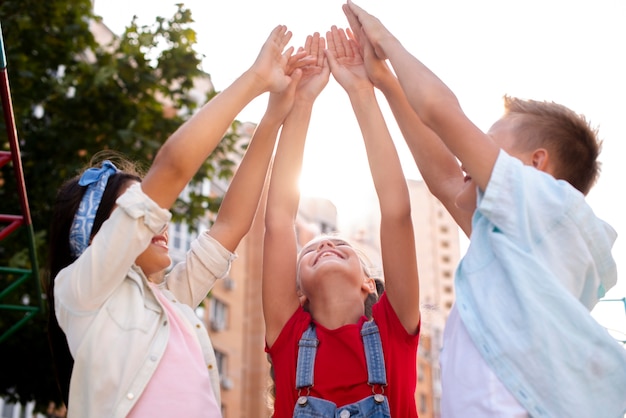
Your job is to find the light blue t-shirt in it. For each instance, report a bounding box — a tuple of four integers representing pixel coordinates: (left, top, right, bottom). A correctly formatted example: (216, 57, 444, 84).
(453, 150, 625, 418)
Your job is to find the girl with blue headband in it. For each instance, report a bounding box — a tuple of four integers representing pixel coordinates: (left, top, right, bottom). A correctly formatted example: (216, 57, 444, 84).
(47, 25, 312, 418)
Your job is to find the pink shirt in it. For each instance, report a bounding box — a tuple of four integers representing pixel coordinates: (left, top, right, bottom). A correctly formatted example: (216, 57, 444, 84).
(128, 284, 221, 417)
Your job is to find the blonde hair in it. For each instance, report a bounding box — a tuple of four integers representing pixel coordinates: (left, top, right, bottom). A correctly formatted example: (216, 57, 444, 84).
(502, 95, 602, 195)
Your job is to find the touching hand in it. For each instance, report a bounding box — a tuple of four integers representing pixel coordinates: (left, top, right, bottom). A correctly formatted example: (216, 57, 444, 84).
(344, 0, 394, 60)
(325, 26, 370, 93)
(267, 69, 303, 123)
(294, 32, 330, 103)
(250, 25, 296, 94)
(346, 25, 394, 89)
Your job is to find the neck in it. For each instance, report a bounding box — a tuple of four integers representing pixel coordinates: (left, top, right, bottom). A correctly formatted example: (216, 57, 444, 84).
(308, 294, 365, 330)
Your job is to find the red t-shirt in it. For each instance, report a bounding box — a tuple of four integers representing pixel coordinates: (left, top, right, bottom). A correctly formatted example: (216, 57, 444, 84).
(266, 293, 420, 418)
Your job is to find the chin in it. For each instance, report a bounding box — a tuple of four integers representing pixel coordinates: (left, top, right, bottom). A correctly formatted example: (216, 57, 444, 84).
(159, 257, 172, 270)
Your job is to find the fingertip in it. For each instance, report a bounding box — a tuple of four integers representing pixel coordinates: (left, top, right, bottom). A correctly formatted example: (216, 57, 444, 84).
(291, 68, 303, 83)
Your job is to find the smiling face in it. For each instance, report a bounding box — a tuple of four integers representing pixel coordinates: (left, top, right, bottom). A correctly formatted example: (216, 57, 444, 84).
(112, 181, 171, 279)
(296, 237, 375, 307)
(86, 178, 172, 280)
(135, 225, 171, 279)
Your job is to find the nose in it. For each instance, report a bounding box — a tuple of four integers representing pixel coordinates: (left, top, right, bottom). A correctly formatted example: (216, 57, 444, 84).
(316, 239, 335, 251)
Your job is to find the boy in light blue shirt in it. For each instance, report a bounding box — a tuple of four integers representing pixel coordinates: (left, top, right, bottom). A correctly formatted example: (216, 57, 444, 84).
(343, 1, 626, 417)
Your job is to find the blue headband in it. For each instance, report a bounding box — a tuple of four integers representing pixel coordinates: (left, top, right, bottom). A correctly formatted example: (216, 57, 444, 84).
(69, 160, 119, 257)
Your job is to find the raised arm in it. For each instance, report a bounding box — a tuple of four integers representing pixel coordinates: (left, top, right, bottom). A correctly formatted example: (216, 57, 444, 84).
(343, 6, 471, 236)
(141, 25, 297, 210)
(346, 0, 499, 193)
(263, 33, 330, 347)
(326, 26, 419, 334)
(209, 55, 310, 252)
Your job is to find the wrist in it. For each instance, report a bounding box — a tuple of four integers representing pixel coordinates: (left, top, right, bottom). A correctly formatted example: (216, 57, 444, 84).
(260, 112, 285, 128)
(240, 68, 272, 96)
(292, 96, 317, 108)
(346, 84, 375, 100)
(375, 76, 400, 96)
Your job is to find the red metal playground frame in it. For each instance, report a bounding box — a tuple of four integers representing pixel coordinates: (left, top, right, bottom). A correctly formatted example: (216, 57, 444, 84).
(0, 21, 42, 343)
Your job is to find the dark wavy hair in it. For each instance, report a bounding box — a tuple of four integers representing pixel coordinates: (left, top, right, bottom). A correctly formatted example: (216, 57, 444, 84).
(45, 154, 142, 405)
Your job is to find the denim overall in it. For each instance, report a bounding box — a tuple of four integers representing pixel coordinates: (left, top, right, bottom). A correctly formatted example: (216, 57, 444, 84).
(292, 320, 391, 418)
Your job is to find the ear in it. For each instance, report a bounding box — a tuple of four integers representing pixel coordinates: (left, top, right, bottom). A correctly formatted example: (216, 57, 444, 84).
(297, 290, 308, 307)
(361, 277, 376, 295)
(531, 148, 550, 172)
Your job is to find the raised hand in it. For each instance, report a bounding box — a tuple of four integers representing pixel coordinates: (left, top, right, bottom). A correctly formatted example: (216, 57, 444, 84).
(344, 0, 395, 60)
(294, 32, 330, 103)
(325, 26, 370, 93)
(249, 25, 297, 94)
(342, 5, 394, 88)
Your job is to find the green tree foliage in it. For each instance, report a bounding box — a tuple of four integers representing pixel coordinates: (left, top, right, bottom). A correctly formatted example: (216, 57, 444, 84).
(0, 0, 245, 410)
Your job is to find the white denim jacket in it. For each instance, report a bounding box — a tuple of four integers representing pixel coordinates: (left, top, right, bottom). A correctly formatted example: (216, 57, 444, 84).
(55, 183, 235, 418)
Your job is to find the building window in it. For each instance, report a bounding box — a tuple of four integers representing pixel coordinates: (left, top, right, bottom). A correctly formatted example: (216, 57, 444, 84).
(215, 349, 227, 376)
(210, 297, 228, 332)
(222, 276, 235, 291)
(215, 349, 234, 391)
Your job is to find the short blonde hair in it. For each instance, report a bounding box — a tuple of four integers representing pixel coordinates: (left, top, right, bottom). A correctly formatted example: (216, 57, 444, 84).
(502, 95, 602, 195)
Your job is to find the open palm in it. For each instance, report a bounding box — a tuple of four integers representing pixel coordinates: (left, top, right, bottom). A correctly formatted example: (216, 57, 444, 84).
(295, 33, 330, 103)
(326, 26, 369, 92)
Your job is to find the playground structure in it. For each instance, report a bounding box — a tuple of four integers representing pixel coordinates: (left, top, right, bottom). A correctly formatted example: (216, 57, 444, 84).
(0, 21, 42, 343)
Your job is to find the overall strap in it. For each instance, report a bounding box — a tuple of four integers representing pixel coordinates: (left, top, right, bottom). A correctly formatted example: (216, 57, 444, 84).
(361, 320, 387, 386)
(295, 324, 318, 389)
(295, 321, 387, 388)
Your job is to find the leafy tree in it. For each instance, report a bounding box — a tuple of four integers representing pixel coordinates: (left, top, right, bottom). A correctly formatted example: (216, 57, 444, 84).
(0, 0, 245, 411)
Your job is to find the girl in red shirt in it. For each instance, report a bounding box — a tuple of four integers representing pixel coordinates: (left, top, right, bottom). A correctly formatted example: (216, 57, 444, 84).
(263, 27, 421, 418)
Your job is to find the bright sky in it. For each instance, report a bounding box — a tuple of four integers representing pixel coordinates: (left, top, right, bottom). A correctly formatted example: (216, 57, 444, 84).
(95, 0, 626, 338)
